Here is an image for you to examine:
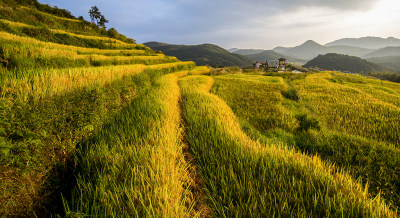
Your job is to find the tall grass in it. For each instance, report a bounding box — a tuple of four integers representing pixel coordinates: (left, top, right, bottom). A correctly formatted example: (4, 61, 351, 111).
(179, 75, 395, 217)
(0, 31, 172, 70)
(212, 74, 297, 133)
(295, 72, 400, 146)
(212, 71, 400, 210)
(1, 61, 194, 101)
(64, 71, 195, 217)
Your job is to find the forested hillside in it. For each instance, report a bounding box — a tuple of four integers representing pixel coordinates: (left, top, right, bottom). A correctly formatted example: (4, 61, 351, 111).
(303, 53, 387, 73)
(144, 41, 253, 67)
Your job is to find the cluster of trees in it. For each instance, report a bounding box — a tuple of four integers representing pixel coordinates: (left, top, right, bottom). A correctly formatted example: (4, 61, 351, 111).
(368, 72, 400, 83)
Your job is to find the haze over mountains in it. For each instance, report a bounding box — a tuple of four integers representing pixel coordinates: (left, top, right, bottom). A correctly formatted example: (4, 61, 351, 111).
(231, 36, 400, 72)
(325, 37, 400, 49)
(144, 37, 400, 72)
(234, 37, 400, 62)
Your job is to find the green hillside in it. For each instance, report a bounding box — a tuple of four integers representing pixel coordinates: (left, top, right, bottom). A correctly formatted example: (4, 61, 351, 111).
(0, 0, 399, 217)
(144, 41, 253, 67)
(304, 53, 387, 73)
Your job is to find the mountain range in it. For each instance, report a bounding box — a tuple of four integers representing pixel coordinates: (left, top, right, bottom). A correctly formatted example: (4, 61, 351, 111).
(144, 42, 253, 67)
(325, 37, 400, 49)
(234, 37, 400, 61)
(231, 37, 400, 73)
(144, 37, 400, 71)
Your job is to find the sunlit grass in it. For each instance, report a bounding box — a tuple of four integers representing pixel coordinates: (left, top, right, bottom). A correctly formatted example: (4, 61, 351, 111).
(179, 74, 395, 216)
(65, 71, 195, 217)
(212, 71, 400, 210)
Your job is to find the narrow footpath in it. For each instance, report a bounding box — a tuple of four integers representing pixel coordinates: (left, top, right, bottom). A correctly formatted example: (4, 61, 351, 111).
(178, 96, 211, 217)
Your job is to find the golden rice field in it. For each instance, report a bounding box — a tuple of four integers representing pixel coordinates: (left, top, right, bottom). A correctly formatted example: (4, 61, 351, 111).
(1, 2, 399, 217)
(212, 71, 400, 211)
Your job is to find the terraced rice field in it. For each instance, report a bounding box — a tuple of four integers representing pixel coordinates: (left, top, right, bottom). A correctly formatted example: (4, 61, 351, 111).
(0, 2, 399, 217)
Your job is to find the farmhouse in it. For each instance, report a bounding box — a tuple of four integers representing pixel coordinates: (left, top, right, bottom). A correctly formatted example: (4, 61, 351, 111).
(278, 58, 286, 71)
(255, 58, 287, 71)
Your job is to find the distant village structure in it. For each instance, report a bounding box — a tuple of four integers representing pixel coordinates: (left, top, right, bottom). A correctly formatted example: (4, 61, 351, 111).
(278, 58, 286, 71)
(254, 58, 287, 71)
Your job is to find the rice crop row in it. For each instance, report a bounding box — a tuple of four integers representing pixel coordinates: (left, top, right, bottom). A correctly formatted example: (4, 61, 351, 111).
(64, 71, 196, 217)
(0, 31, 167, 70)
(211, 71, 400, 209)
(0, 31, 148, 56)
(179, 74, 395, 217)
(1, 61, 194, 101)
(19, 6, 80, 23)
(188, 66, 210, 75)
(295, 72, 400, 146)
(212, 74, 297, 134)
(0, 19, 146, 49)
(0, 57, 194, 216)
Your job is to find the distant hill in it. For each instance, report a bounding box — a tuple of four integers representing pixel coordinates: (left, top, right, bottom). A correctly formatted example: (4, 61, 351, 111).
(233, 49, 266, 56)
(273, 40, 380, 61)
(303, 53, 387, 73)
(328, 45, 374, 57)
(144, 42, 253, 67)
(325, 37, 400, 49)
(272, 46, 290, 54)
(228, 48, 240, 53)
(367, 56, 400, 72)
(363, 46, 400, 58)
(242, 50, 306, 64)
(284, 40, 328, 60)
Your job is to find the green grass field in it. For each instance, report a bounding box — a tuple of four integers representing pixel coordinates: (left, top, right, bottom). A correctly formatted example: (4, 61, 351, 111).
(0, 0, 399, 217)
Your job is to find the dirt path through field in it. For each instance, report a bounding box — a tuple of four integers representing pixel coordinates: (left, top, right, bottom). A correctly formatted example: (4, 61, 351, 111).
(178, 95, 211, 217)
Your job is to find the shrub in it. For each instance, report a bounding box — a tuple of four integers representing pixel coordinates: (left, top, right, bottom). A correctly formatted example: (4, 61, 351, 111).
(281, 87, 301, 101)
(295, 113, 320, 132)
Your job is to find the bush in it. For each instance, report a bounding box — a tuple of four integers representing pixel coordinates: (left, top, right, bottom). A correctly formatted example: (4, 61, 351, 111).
(281, 88, 301, 101)
(295, 114, 320, 132)
(107, 27, 118, 39)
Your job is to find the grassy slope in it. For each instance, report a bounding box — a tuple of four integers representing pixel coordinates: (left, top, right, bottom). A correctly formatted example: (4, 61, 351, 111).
(65, 70, 194, 216)
(0, 0, 133, 42)
(211, 71, 400, 210)
(180, 74, 394, 216)
(0, 1, 196, 216)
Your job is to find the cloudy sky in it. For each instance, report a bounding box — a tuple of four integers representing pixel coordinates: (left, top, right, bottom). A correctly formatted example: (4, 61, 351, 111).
(38, 0, 400, 49)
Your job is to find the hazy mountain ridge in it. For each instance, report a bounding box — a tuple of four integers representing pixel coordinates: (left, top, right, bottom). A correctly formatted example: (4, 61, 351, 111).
(325, 37, 400, 49)
(363, 46, 400, 58)
(275, 40, 398, 60)
(144, 41, 253, 67)
(232, 49, 267, 56)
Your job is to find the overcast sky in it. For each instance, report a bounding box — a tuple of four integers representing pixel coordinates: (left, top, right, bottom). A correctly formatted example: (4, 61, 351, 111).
(38, 0, 400, 49)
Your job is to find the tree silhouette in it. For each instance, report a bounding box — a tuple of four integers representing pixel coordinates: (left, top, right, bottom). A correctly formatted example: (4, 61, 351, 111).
(88, 6, 108, 29)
